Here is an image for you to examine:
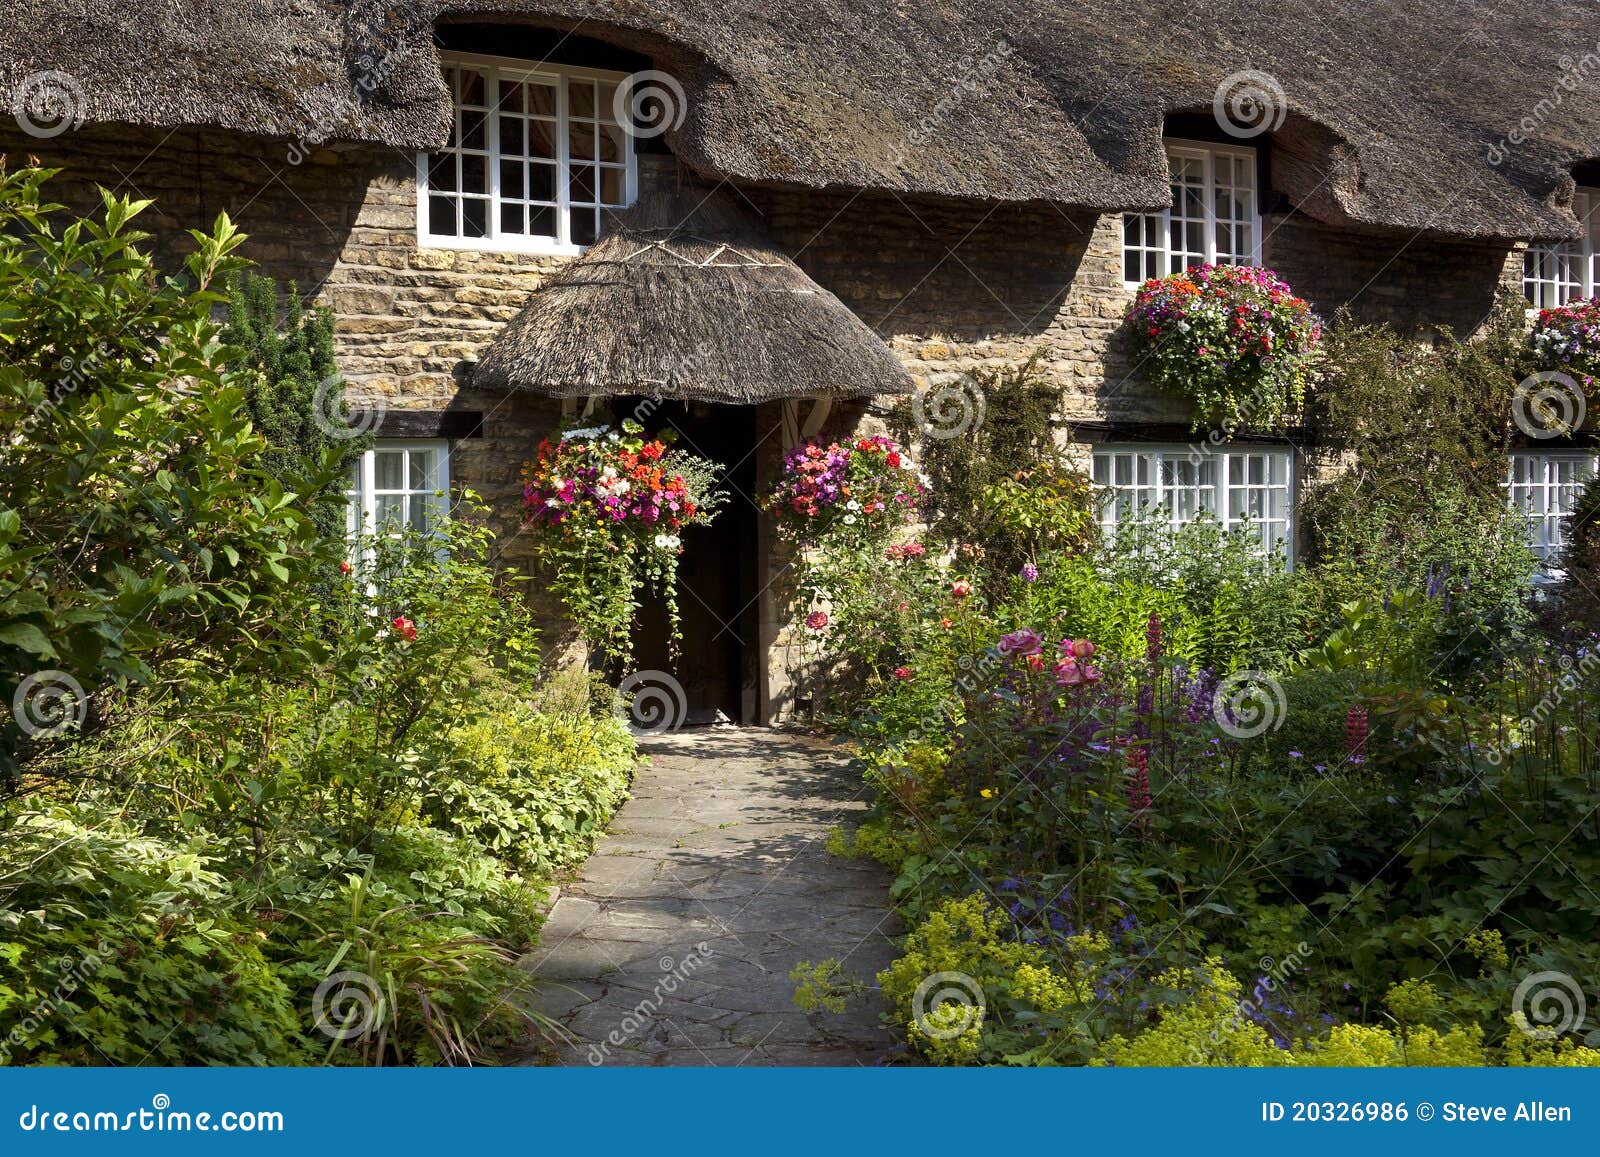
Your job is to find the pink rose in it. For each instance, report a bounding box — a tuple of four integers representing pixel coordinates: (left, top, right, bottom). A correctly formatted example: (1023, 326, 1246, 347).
(806, 611, 829, 631)
(951, 580, 973, 599)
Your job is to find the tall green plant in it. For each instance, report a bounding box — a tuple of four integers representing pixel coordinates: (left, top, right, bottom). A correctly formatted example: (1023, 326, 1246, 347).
(223, 273, 364, 540)
(0, 166, 337, 781)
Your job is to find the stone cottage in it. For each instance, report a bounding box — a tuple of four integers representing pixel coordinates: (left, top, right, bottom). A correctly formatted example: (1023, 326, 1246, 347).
(3, 1, 1599, 723)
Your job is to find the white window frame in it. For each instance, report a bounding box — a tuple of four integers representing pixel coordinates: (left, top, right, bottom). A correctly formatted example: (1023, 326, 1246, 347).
(416, 52, 639, 257)
(1506, 450, 1598, 574)
(1123, 140, 1262, 288)
(1091, 443, 1295, 563)
(1524, 188, 1598, 311)
(346, 440, 452, 552)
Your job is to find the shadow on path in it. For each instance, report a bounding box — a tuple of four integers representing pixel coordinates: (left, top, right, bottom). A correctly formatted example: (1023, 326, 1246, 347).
(512, 729, 902, 1066)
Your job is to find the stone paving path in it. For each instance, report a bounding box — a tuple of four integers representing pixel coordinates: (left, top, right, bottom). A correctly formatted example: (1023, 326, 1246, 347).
(514, 728, 901, 1066)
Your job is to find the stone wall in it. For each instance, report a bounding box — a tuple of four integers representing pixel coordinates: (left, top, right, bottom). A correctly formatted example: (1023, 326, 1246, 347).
(2, 121, 1531, 720)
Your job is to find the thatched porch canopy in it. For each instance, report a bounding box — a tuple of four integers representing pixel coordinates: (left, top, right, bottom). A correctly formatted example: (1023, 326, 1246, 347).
(470, 188, 913, 403)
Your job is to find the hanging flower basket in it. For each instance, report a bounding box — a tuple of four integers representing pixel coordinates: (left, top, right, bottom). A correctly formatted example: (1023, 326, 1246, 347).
(763, 435, 926, 546)
(1127, 264, 1323, 431)
(1529, 298, 1600, 391)
(521, 421, 727, 666)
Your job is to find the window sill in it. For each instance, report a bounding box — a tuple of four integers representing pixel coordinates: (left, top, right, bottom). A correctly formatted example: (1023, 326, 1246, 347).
(416, 234, 590, 258)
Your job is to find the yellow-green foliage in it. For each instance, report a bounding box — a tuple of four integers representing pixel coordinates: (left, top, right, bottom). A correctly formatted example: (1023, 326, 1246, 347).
(878, 895, 1106, 1065)
(1097, 959, 1288, 1067)
(1382, 978, 1443, 1025)
(1463, 929, 1510, 972)
(1096, 965, 1502, 1067)
(826, 815, 922, 870)
(425, 703, 636, 876)
(1504, 1025, 1600, 1067)
(790, 958, 851, 1015)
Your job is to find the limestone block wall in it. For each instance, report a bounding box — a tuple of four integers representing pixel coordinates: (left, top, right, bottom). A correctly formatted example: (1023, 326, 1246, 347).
(2, 121, 1531, 720)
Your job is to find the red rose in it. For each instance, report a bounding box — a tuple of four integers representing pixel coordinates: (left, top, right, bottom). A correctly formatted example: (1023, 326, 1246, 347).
(339, 560, 353, 575)
(391, 616, 418, 643)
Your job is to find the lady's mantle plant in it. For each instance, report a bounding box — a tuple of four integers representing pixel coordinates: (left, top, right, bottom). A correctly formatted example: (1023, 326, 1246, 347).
(521, 421, 726, 667)
(1128, 264, 1323, 430)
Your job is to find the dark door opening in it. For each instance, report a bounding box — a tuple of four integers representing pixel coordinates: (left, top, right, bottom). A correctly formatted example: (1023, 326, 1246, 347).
(619, 399, 760, 725)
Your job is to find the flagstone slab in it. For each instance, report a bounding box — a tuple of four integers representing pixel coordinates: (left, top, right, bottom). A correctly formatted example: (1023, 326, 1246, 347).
(516, 729, 900, 1065)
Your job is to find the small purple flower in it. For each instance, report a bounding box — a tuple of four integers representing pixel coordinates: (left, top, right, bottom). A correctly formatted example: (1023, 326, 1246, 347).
(998, 628, 1043, 657)
(1020, 562, 1039, 583)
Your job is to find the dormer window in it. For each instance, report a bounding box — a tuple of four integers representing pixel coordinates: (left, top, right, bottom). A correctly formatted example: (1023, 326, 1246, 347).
(1524, 188, 1598, 310)
(417, 54, 638, 255)
(1123, 141, 1261, 286)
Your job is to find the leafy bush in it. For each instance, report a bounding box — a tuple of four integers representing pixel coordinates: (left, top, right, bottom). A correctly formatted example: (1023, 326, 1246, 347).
(0, 804, 307, 1066)
(424, 704, 636, 876)
(0, 166, 335, 779)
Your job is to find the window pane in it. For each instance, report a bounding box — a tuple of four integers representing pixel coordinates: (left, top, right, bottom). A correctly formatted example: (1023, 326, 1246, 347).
(428, 154, 457, 192)
(463, 198, 488, 238)
(570, 120, 598, 160)
(409, 450, 437, 491)
(375, 451, 404, 491)
(375, 494, 404, 528)
(598, 123, 628, 164)
(528, 119, 558, 160)
(529, 163, 556, 202)
(459, 70, 486, 107)
(460, 153, 486, 194)
(572, 209, 599, 247)
(568, 80, 597, 118)
(499, 115, 525, 157)
(461, 111, 486, 150)
(528, 83, 557, 118)
(501, 201, 525, 234)
(500, 158, 524, 199)
(598, 83, 620, 123)
(569, 164, 597, 204)
(497, 79, 524, 113)
(599, 167, 627, 206)
(428, 195, 457, 236)
(530, 205, 557, 238)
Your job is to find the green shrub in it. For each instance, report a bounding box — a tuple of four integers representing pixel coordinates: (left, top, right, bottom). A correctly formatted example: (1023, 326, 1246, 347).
(424, 703, 636, 876)
(0, 804, 306, 1066)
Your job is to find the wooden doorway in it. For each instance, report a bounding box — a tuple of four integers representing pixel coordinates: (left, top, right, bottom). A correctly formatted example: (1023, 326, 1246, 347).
(622, 399, 761, 725)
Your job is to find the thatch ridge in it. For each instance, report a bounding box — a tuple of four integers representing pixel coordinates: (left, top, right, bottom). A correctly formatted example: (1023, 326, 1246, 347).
(3, 2, 1598, 239)
(470, 184, 916, 402)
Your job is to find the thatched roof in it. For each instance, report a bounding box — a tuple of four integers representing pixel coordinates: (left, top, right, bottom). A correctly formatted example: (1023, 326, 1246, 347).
(4, 2, 1599, 240)
(470, 185, 915, 401)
